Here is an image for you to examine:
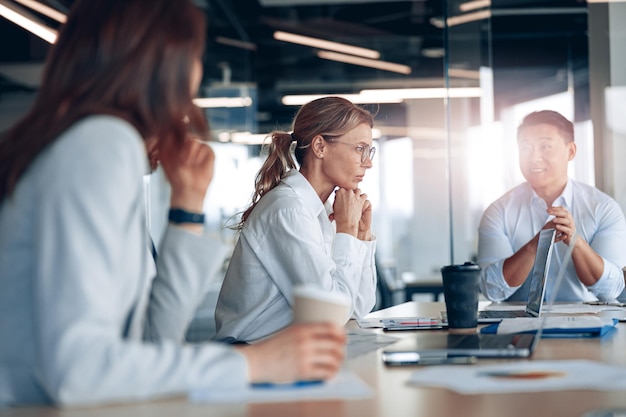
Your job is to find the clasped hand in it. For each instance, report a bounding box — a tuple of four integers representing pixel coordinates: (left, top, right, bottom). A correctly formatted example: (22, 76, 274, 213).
(545, 206, 576, 246)
(330, 187, 372, 240)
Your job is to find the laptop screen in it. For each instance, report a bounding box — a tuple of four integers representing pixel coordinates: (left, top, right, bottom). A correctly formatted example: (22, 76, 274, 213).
(525, 228, 557, 317)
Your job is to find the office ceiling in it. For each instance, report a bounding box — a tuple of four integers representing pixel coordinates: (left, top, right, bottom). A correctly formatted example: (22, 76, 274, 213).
(201, 0, 446, 131)
(0, 0, 590, 133)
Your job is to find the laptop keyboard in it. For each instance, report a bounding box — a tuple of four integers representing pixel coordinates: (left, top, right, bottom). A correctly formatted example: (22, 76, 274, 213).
(479, 310, 532, 319)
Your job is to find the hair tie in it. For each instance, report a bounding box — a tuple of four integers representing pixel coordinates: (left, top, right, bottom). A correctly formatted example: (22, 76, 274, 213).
(290, 132, 297, 142)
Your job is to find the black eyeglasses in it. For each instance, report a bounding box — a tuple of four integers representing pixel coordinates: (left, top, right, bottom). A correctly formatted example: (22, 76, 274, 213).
(329, 140, 376, 163)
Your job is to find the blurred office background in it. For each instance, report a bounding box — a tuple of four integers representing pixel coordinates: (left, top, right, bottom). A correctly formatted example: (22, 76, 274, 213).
(1, 0, 625, 330)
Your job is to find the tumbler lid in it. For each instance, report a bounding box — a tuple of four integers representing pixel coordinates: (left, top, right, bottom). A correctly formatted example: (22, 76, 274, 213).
(441, 261, 480, 272)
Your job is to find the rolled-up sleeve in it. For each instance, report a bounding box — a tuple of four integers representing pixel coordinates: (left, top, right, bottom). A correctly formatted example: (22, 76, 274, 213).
(477, 203, 520, 301)
(585, 199, 626, 300)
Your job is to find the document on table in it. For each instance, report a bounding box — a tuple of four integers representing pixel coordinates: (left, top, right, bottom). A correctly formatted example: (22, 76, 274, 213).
(480, 316, 618, 337)
(481, 303, 607, 314)
(188, 370, 373, 404)
(408, 360, 626, 394)
(346, 328, 400, 358)
(481, 302, 626, 317)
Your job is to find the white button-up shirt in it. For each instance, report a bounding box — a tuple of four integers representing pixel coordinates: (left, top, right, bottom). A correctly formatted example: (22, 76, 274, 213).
(214, 170, 377, 343)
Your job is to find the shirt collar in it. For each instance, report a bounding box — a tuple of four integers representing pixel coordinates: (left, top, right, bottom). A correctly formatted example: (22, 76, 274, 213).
(281, 170, 326, 217)
(528, 178, 573, 209)
(557, 179, 573, 210)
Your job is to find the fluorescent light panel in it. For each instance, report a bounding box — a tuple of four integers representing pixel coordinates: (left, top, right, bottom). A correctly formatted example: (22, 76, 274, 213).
(0, 1, 57, 43)
(359, 87, 482, 99)
(15, 0, 66, 23)
(215, 36, 257, 51)
(216, 132, 270, 144)
(282, 88, 481, 106)
(193, 97, 253, 108)
(459, 0, 491, 12)
(447, 68, 481, 79)
(220, 129, 381, 144)
(282, 93, 402, 106)
(447, 9, 491, 27)
(317, 51, 411, 75)
(274, 30, 380, 59)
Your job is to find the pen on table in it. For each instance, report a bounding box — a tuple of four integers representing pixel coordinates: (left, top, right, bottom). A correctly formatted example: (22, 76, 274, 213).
(476, 370, 565, 379)
(251, 380, 324, 389)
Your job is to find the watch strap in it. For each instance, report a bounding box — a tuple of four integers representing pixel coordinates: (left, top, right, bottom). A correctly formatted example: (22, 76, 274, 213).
(168, 208, 205, 224)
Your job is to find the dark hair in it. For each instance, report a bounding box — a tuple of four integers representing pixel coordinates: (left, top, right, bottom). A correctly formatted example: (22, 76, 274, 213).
(517, 110, 574, 143)
(239, 96, 374, 227)
(0, 0, 208, 200)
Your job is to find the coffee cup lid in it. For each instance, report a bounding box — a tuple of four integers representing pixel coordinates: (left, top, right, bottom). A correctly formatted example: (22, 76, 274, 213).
(441, 261, 480, 272)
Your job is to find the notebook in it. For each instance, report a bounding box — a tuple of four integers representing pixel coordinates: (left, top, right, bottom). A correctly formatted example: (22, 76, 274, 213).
(381, 228, 573, 364)
(477, 227, 556, 323)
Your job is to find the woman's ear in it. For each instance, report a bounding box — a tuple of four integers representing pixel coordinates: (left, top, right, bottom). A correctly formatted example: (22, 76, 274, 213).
(311, 135, 325, 159)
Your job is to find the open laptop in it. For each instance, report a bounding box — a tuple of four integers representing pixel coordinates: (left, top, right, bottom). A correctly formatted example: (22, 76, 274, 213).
(477, 227, 556, 323)
(381, 228, 562, 363)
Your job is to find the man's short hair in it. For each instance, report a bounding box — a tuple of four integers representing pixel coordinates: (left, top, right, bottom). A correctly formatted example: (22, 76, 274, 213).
(517, 110, 574, 143)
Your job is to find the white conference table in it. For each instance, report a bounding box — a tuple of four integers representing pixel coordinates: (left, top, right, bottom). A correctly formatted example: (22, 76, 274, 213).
(5, 301, 626, 417)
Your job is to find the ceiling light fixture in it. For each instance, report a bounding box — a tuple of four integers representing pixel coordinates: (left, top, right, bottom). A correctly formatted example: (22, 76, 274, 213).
(216, 132, 270, 144)
(429, 16, 445, 29)
(0, 0, 57, 43)
(421, 47, 445, 59)
(447, 9, 491, 27)
(220, 130, 381, 145)
(359, 87, 482, 100)
(447, 68, 481, 79)
(281, 87, 482, 106)
(193, 97, 253, 108)
(459, 0, 491, 12)
(215, 36, 257, 51)
(317, 51, 411, 75)
(14, 0, 66, 23)
(282, 93, 403, 106)
(274, 30, 380, 59)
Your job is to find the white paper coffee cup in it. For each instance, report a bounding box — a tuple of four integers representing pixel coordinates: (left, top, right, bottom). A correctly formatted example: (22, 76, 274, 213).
(292, 285, 351, 326)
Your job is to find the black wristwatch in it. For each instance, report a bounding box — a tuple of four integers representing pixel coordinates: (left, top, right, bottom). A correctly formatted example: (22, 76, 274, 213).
(168, 208, 205, 224)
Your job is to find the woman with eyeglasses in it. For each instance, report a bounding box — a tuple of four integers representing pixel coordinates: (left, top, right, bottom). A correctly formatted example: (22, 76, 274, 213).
(214, 96, 377, 343)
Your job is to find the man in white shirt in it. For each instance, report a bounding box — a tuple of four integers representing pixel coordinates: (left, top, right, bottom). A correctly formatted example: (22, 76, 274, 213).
(478, 110, 626, 302)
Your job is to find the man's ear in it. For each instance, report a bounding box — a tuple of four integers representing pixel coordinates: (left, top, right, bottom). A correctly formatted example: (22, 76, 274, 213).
(568, 141, 577, 161)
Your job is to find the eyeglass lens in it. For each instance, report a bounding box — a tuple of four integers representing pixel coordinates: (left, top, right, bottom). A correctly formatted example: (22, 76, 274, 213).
(362, 145, 376, 162)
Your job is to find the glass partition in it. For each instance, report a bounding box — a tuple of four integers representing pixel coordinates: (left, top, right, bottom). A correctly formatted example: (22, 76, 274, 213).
(444, 0, 490, 267)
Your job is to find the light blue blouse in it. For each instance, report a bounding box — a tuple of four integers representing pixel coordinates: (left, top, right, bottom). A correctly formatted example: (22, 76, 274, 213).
(0, 115, 246, 406)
